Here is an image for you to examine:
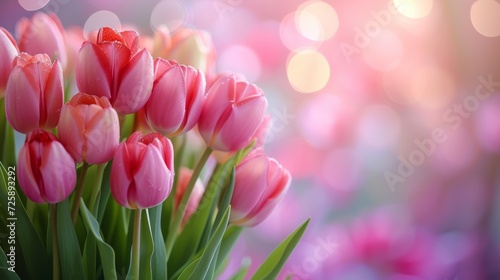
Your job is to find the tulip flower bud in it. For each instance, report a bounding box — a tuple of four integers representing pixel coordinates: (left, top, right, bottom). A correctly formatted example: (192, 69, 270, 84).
(166, 28, 216, 76)
(0, 28, 19, 96)
(111, 131, 174, 209)
(175, 167, 205, 222)
(145, 59, 206, 137)
(5, 53, 63, 133)
(76, 27, 154, 115)
(198, 74, 268, 151)
(230, 150, 291, 227)
(58, 93, 120, 164)
(150, 25, 171, 59)
(16, 12, 67, 67)
(17, 129, 76, 204)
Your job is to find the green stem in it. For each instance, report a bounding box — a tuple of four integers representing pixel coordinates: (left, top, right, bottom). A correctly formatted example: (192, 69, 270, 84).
(88, 163, 107, 214)
(50, 204, 60, 280)
(164, 146, 213, 259)
(131, 209, 142, 280)
(71, 162, 90, 224)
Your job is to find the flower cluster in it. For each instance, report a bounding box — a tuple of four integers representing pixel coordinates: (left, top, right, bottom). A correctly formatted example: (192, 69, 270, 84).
(0, 12, 302, 280)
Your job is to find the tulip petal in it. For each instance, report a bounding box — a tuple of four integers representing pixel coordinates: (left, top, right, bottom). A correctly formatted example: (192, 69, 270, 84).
(43, 60, 63, 129)
(146, 64, 185, 135)
(133, 145, 172, 208)
(115, 49, 153, 114)
(84, 107, 120, 164)
(5, 67, 40, 133)
(39, 141, 76, 203)
(230, 153, 269, 222)
(17, 145, 45, 203)
(58, 105, 86, 162)
(110, 143, 135, 208)
(76, 42, 112, 99)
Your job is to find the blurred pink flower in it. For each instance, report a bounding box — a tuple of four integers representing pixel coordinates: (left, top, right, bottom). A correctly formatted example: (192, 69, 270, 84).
(17, 129, 76, 204)
(0, 27, 18, 95)
(58, 93, 120, 164)
(145, 59, 206, 137)
(16, 12, 67, 67)
(76, 27, 153, 114)
(111, 131, 174, 209)
(174, 167, 205, 223)
(5, 53, 63, 133)
(198, 74, 268, 152)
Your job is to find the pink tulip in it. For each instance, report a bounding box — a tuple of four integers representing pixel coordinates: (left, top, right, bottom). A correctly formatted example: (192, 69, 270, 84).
(5, 53, 63, 133)
(230, 149, 291, 227)
(110, 131, 174, 209)
(145, 59, 206, 137)
(0, 28, 19, 95)
(16, 12, 67, 67)
(198, 74, 268, 151)
(17, 129, 76, 204)
(166, 28, 216, 77)
(76, 27, 154, 115)
(58, 93, 120, 164)
(150, 25, 171, 59)
(175, 167, 205, 222)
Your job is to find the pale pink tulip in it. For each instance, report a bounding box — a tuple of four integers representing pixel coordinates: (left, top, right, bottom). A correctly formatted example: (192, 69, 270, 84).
(111, 131, 174, 209)
(5, 53, 63, 133)
(230, 149, 291, 227)
(17, 129, 76, 204)
(16, 12, 67, 67)
(198, 74, 268, 151)
(145, 59, 206, 137)
(76, 27, 153, 114)
(166, 28, 215, 76)
(0, 28, 19, 95)
(58, 93, 120, 164)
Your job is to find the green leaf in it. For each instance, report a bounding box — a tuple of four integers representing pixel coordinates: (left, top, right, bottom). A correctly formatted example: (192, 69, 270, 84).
(251, 218, 310, 280)
(212, 167, 235, 235)
(186, 206, 230, 280)
(0, 98, 16, 168)
(175, 257, 200, 280)
(79, 199, 117, 280)
(0, 163, 51, 280)
(0, 246, 19, 279)
(149, 205, 167, 279)
(83, 233, 97, 280)
(215, 225, 243, 274)
(56, 200, 86, 280)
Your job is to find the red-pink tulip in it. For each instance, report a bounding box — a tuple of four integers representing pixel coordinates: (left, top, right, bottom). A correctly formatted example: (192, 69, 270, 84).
(111, 131, 174, 209)
(230, 150, 291, 227)
(145, 59, 206, 137)
(17, 129, 76, 204)
(175, 167, 205, 221)
(0, 28, 19, 95)
(5, 53, 63, 133)
(58, 93, 120, 164)
(198, 74, 268, 151)
(76, 27, 153, 115)
(16, 12, 67, 67)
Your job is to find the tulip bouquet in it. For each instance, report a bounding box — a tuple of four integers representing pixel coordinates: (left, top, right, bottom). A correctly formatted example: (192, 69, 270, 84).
(0, 12, 309, 280)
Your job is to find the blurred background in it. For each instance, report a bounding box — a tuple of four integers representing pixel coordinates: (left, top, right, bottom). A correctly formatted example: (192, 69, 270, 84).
(2, 0, 500, 279)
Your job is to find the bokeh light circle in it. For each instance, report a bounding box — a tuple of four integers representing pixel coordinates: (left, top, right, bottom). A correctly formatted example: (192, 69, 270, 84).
(410, 64, 456, 109)
(150, 0, 186, 33)
(470, 0, 500, 37)
(357, 104, 401, 149)
(362, 30, 404, 71)
(296, 1, 339, 41)
(83, 10, 121, 39)
(280, 12, 321, 51)
(393, 0, 433, 19)
(219, 45, 262, 83)
(18, 0, 50, 11)
(287, 49, 330, 93)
